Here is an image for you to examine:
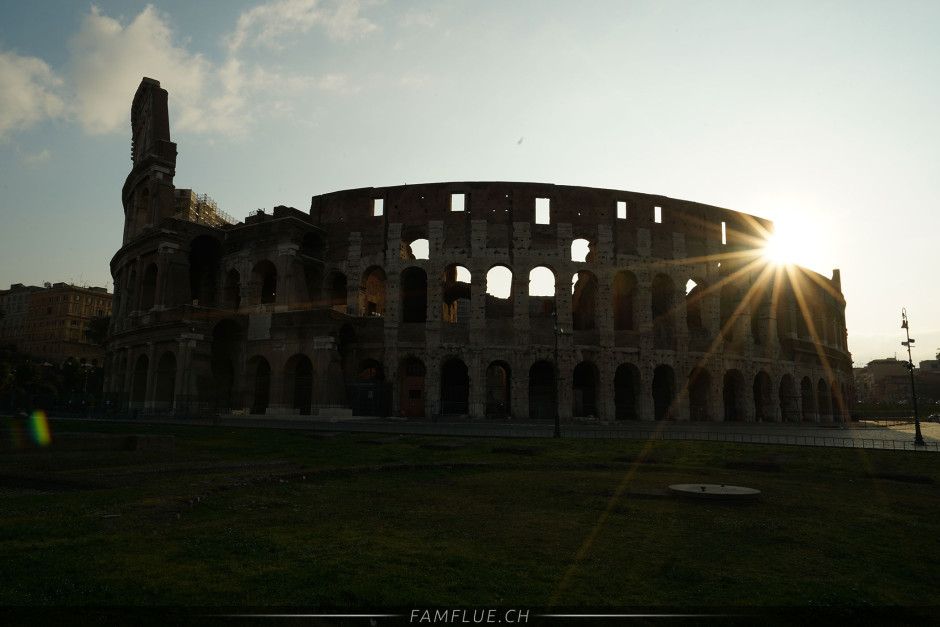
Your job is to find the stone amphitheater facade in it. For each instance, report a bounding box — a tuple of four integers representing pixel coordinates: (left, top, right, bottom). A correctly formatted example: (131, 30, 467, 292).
(105, 78, 854, 422)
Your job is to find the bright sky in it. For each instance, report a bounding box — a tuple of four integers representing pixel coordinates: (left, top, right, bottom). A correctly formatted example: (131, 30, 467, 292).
(2, 0, 938, 368)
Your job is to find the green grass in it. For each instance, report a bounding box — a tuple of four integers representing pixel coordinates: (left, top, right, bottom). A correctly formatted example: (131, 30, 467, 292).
(1, 419, 939, 613)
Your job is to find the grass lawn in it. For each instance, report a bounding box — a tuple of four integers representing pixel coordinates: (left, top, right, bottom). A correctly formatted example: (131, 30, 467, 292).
(1, 418, 938, 622)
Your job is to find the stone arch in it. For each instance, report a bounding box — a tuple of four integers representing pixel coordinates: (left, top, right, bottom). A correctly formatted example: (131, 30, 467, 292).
(301, 232, 325, 259)
(753, 370, 774, 422)
(817, 378, 832, 422)
(130, 354, 149, 409)
(402, 232, 429, 260)
(360, 266, 387, 317)
(140, 263, 158, 311)
(189, 235, 224, 307)
(652, 274, 676, 350)
(723, 369, 747, 422)
(720, 284, 740, 341)
(352, 358, 386, 416)
(222, 269, 241, 311)
(528, 360, 556, 420)
(400, 356, 426, 418)
(252, 260, 278, 306)
(614, 363, 641, 420)
(572, 361, 598, 417)
(485, 361, 511, 418)
(801, 376, 815, 421)
(685, 277, 708, 351)
(285, 354, 313, 415)
(652, 365, 676, 420)
(613, 270, 636, 333)
(326, 271, 347, 313)
(401, 267, 428, 323)
(442, 264, 471, 324)
(154, 351, 176, 411)
(440, 357, 469, 415)
(571, 237, 594, 263)
(247, 355, 271, 415)
(211, 319, 242, 411)
(571, 271, 598, 331)
(485, 265, 513, 318)
(528, 266, 556, 298)
(688, 366, 711, 421)
(779, 374, 799, 422)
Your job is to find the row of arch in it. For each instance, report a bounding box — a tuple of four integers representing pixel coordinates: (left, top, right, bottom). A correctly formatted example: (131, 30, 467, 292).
(121, 345, 849, 423)
(114, 233, 846, 355)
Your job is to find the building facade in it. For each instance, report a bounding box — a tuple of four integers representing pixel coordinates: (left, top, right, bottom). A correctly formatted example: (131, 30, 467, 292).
(105, 78, 854, 422)
(22, 283, 112, 365)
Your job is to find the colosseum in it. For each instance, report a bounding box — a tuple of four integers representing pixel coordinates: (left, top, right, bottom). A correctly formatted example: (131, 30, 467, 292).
(104, 78, 854, 423)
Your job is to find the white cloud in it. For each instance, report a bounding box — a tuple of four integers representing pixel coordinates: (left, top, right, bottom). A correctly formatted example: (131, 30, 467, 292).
(229, 0, 380, 54)
(68, 5, 211, 136)
(23, 149, 52, 165)
(0, 51, 66, 140)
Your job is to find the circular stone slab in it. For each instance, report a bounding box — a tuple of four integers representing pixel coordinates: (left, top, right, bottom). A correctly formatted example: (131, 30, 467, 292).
(669, 483, 761, 501)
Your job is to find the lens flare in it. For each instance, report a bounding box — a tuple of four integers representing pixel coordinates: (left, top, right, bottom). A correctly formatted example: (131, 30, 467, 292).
(30, 410, 51, 447)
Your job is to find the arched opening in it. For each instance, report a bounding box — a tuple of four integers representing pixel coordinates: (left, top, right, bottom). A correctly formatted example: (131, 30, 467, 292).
(529, 266, 555, 297)
(528, 360, 556, 420)
(154, 351, 176, 411)
(750, 287, 772, 348)
(613, 270, 636, 333)
(485, 361, 511, 418)
(779, 375, 799, 422)
(572, 361, 598, 417)
(211, 320, 242, 411)
(801, 376, 815, 422)
(688, 367, 710, 421)
(189, 236, 223, 307)
(327, 271, 347, 313)
(352, 359, 386, 416)
(723, 369, 747, 422)
(401, 267, 428, 323)
(614, 363, 639, 420)
(652, 274, 675, 350)
(753, 370, 774, 422)
(442, 265, 471, 324)
(400, 357, 426, 418)
(817, 379, 832, 422)
(485, 265, 513, 318)
(360, 267, 387, 317)
(571, 271, 598, 331)
(222, 269, 241, 311)
(652, 365, 676, 420)
(402, 236, 429, 260)
(686, 278, 708, 350)
(247, 356, 270, 415)
(130, 354, 149, 409)
(140, 263, 158, 311)
(285, 354, 313, 415)
(252, 260, 278, 305)
(440, 358, 469, 416)
(301, 232, 325, 259)
(720, 284, 739, 341)
(571, 238, 594, 262)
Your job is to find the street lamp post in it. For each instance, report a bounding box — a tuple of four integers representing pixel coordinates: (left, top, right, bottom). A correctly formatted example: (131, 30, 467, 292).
(901, 308, 926, 446)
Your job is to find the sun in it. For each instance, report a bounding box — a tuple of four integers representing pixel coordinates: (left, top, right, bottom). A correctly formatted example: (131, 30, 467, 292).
(762, 231, 796, 266)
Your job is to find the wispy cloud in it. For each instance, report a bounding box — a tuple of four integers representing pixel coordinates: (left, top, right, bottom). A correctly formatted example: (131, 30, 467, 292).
(0, 51, 66, 141)
(228, 0, 381, 54)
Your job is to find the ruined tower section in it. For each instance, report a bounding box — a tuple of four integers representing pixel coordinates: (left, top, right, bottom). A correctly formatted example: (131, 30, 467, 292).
(121, 78, 177, 245)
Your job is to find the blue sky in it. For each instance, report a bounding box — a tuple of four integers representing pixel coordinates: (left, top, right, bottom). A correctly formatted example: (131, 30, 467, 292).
(1, 0, 939, 367)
